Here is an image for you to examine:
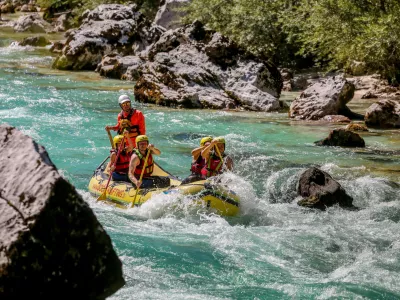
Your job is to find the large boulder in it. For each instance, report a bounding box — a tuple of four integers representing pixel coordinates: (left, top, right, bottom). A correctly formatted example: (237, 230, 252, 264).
(364, 99, 400, 128)
(96, 54, 145, 80)
(289, 75, 355, 120)
(297, 167, 354, 210)
(0, 124, 124, 299)
(315, 128, 365, 147)
(53, 4, 164, 70)
(13, 14, 52, 33)
(131, 22, 282, 111)
(153, 0, 190, 30)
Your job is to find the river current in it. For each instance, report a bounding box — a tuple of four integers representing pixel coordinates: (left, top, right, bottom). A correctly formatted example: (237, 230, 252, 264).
(1, 33, 400, 299)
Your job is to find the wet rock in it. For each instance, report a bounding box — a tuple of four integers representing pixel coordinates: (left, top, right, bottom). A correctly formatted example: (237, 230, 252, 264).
(13, 14, 51, 33)
(297, 167, 354, 210)
(365, 99, 400, 128)
(19, 36, 51, 47)
(321, 115, 351, 123)
(315, 128, 365, 147)
(0, 124, 124, 299)
(154, 0, 190, 30)
(53, 4, 163, 70)
(345, 123, 369, 132)
(290, 75, 355, 120)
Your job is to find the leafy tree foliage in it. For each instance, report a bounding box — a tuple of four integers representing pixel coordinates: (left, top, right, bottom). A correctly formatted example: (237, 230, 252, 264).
(186, 0, 400, 84)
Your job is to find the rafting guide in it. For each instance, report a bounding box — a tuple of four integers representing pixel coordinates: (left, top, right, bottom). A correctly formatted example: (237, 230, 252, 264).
(105, 94, 146, 148)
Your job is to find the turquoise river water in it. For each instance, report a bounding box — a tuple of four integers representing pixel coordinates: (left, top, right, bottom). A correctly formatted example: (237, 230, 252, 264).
(1, 33, 400, 299)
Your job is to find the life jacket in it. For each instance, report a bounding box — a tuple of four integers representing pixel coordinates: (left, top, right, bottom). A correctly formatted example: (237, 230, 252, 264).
(118, 109, 140, 140)
(133, 149, 154, 178)
(111, 149, 131, 173)
(190, 155, 206, 175)
(201, 153, 225, 178)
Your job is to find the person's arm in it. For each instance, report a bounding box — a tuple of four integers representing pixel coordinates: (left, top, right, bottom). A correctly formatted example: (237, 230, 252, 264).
(191, 146, 205, 162)
(105, 152, 116, 174)
(201, 140, 217, 161)
(148, 144, 161, 155)
(128, 155, 141, 188)
(124, 130, 134, 153)
(224, 156, 233, 171)
(105, 114, 121, 131)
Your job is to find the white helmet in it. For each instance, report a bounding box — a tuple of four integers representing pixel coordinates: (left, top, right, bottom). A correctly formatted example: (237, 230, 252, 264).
(118, 94, 131, 105)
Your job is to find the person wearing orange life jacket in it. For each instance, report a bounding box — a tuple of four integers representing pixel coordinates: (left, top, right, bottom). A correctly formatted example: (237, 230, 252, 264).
(128, 135, 170, 189)
(181, 136, 213, 184)
(105, 94, 146, 148)
(105, 133, 134, 182)
(200, 137, 233, 179)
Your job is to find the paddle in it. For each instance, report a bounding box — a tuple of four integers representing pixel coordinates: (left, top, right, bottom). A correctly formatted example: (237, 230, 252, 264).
(130, 149, 151, 208)
(106, 128, 114, 149)
(97, 138, 125, 201)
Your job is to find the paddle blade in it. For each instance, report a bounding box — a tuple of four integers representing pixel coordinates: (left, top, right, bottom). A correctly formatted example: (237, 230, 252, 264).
(97, 191, 107, 201)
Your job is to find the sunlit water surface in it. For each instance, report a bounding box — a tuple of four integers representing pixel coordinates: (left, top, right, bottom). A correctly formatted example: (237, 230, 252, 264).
(1, 34, 399, 299)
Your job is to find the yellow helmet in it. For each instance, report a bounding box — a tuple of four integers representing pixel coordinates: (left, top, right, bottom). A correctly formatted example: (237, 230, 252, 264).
(200, 136, 213, 146)
(113, 135, 124, 148)
(136, 135, 149, 145)
(214, 136, 226, 144)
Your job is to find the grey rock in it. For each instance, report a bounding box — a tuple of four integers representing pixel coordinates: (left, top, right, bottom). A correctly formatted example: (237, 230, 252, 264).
(53, 4, 163, 70)
(365, 99, 400, 128)
(13, 14, 51, 33)
(315, 128, 365, 147)
(154, 0, 190, 30)
(0, 124, 124, 299)
(19, 36, 51, 47)
(297, 167, 354, 209)
(290, 75, 355, 120)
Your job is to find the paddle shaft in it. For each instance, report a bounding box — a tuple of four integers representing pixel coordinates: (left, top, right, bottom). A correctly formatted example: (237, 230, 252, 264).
(97, 139, 125, 201)
(106, 129, 114, 149)
(131, 149, 151, 208)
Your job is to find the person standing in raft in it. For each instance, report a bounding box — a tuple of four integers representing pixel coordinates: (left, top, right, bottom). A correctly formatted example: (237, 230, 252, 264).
(200, 137, 233, 179)
(105, 133, 134, 181)
(105, 94, 146, 148)
(181, 136, 213, 184)
(128, 135, 170, 189)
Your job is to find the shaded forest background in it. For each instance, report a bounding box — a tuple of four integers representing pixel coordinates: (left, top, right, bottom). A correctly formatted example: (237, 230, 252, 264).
(38, 0, 400, 85)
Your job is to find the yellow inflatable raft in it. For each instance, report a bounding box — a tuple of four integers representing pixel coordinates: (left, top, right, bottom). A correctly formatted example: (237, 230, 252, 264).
(88, 157, 240, 216)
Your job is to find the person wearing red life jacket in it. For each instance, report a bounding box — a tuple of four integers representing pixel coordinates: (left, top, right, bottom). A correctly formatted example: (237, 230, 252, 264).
(106, 133, 134, 182)
(181, 136, 213, 184)
(128, 135, 170, 189)
(105, 94, 146, 148)
(200, 137, 233, 179)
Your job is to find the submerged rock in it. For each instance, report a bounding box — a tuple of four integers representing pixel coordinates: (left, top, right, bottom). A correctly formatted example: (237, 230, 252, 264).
(0, 124, 124, 299)
(297, 167, 354, 210)
(364, 99, 400, 128)
(289, 75, 355, 120)
(315, 128, 365, 147)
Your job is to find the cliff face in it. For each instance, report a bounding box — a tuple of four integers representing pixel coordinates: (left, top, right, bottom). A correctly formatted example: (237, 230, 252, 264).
(0, 124, 124, 299)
